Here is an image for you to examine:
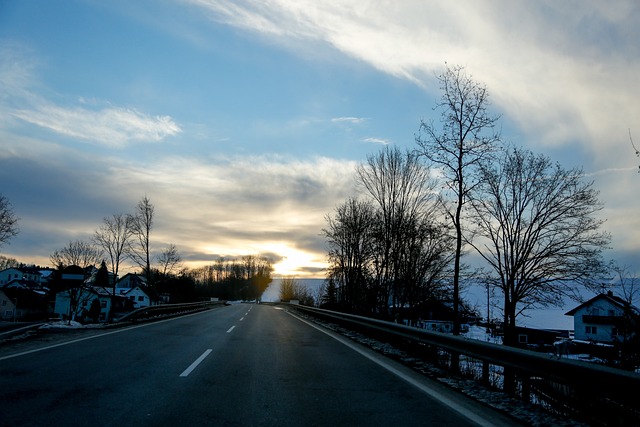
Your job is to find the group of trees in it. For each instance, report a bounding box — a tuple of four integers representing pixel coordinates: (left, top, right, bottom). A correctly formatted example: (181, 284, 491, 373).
(323, 64, 612, 346)
(49, 196, 178, 287)
(323, 148, 455, 319)
(188, 255, 273, 301)
(44, 196, 193, 320)
(279, 277, 316, 306)
(1, 191, 272, 314)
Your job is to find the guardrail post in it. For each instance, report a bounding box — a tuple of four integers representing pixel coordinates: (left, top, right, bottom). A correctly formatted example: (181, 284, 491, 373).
(451, 351, 460, 374)
(521, 375, 531, 402)
(482, 360, 490, 385)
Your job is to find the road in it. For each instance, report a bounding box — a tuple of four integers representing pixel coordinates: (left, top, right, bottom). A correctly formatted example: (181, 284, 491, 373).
(0, 303, 520, 426)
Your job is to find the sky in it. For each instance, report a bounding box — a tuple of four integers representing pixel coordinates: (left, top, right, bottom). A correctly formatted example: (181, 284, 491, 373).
(1, 0, 638, 281)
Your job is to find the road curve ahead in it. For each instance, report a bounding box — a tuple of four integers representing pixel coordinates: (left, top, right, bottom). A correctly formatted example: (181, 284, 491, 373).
(0, 303, 520, 426)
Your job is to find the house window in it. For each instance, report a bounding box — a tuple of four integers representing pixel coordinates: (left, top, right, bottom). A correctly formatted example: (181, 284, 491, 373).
(608, 310, 615, 316)
(100, 300, 107, 308)
(2, 300, 6, 306)
(586, 326, 597, 334)
(138, 296, 144, 302)
(5, 310, 12, 317)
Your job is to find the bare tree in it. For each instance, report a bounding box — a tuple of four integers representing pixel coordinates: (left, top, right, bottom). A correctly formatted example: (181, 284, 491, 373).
(279, 276, 296, 302)
(94, 213, 134, 296)
(468, 146, 610, 346)
(0, 194, 19, 249)
(157, 244, 183, 277)
(415, 64, 501, 334)
(50, 240, 103, 270)
(323, 197, 377, 313)
(609, 262, 640, 368)
(128, 196, 154, 284)
(279, 277, 314, 305)
(356, 145, 446, 318)
(0, 255, 19, 270)
(630, 129, 639, 173)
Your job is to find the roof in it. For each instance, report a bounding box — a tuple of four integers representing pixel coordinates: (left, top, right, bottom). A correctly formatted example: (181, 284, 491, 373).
(565, 292, 640, 316)
(0, 266, 43, 275)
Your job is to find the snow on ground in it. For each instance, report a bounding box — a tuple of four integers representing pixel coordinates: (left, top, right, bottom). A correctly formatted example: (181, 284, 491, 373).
(40, 320, 89, 329)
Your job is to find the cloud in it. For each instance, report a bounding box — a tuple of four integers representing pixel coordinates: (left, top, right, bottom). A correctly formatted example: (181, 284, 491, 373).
(12, 104, 181, 147)
(331, 116, 367, 124)
(188, 1, 640, 164)
(1, 140, 358, 275)
(0, 41, 181, 147)
(362, 137, 390, 145)
(183, 0, 640, 275)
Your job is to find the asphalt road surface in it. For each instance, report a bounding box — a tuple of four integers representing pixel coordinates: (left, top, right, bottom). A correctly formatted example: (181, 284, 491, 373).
(0, 304, 521, 426)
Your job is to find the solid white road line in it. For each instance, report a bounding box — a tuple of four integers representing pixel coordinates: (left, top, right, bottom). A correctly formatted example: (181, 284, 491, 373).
(226, 325, 236, 333)
(0, 310, 212, 362)
(180, 349, 212, 377)
(286, 311, 500, 427)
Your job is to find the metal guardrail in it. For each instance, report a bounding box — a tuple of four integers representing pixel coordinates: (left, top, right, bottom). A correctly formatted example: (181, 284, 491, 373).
(116, 300, 227, 322)
(0, 322, 45, 339)
(285, 303, 640, 426)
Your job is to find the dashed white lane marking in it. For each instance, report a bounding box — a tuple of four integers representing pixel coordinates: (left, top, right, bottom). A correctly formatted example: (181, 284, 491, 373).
(226, 325, 236, 333)
(180, 349, 212, 377)
(240, 317, 245, 321)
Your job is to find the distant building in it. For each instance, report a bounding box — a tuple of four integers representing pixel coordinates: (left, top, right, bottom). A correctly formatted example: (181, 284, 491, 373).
(0, 287, 49, 321)
(116, 273, 147, 290)
(116, 273, 162, 307)
(565, 291, 640, 343)
(0, 267, 43, 286)
(54, 286, 134, 322)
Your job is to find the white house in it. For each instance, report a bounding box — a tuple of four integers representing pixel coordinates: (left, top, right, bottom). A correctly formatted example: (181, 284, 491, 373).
(54, 286, 113, 322)
(565, 291, 639, 343)
(0, 267, 42, 286)
(119, 286, 152, 309)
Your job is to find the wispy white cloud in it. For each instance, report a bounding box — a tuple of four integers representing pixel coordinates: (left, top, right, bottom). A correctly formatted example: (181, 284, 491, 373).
(331, 116, 367, 124)
(0, 41, 181, 147)
(187, 0, 640, 163)
(362, 137, 390, 145)
(12, 104, 181, 147)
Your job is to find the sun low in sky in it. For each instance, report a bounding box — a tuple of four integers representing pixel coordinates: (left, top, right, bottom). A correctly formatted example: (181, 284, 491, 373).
(0, 1, 638, 278)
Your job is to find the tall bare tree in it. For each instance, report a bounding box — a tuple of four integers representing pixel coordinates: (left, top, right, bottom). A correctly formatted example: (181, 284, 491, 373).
(415, 64, 501, 334)
(50, 240, 103, 270)
(157, 244, 183, 277)
(128, 196, 154, 285)
(468, 146, 610, 346)
(0, 194, 19, 249)
(94, 213, 134, 296)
